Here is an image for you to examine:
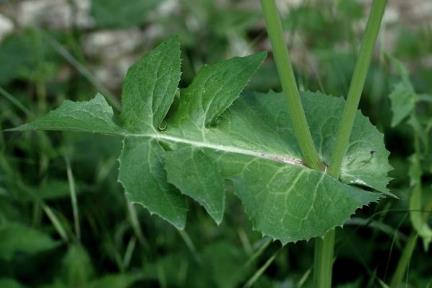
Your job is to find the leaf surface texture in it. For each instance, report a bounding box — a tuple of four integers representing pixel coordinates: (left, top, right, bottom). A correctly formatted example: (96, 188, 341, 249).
(14, 37, 391, 242)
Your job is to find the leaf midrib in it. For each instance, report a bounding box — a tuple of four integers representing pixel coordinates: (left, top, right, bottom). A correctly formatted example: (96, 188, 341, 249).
(124, 131, 305, 167)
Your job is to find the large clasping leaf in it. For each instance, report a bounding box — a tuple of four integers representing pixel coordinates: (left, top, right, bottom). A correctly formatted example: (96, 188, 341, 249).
(12, 37, 391, 243)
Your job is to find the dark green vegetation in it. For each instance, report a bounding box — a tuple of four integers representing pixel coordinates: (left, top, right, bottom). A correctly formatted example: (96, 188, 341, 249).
(1, 0, 431, 287)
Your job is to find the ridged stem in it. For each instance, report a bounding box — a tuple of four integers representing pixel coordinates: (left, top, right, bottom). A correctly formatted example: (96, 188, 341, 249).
(313, 230, 335, 288)
(314, 1, 387, 287)
(260, 0, 323, 170)
(329, 0, 387, 177)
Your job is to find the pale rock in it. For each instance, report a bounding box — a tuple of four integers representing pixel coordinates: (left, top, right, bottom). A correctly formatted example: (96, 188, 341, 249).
(82, 29, 144, 60)
(0, 14, 14, 41)
(16, 0, 93, 29)
(74, 0, 94, 28)
(154, 0, 179, 18)
(92, 56, 136, 90)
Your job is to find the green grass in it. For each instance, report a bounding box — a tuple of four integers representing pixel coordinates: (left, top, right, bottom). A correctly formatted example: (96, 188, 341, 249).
(0, 1, 431, 287)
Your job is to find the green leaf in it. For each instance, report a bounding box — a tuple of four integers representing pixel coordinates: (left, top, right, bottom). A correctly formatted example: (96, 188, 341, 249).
(121, 36, 181, 132)
(201, 241, 248, 288)
(0, 29, 58, 85)
(389, 82, 416, 127)
(0, 222, 58, 260)
(409, 155, 432, 250)
(301, 91, 392, 194)
(410, 184, 432, 250)
(387, 57, 432, 249)
(35, 180, 76, 200)
(171, 52, 267, 127)
(11, 180, 76, 202)
(61, 244, 93, 287)
(164, 147, 225, 224)
(91, 0, 162, 28)
(14, 39, 391, 243)
(0, 279, 25, 288)
(232, 158, 379, 242)
(89, 274, 140, 288)
(12, 93, 123, 135)
(387, 55, 417, 127)
(118, 138, 188, 229)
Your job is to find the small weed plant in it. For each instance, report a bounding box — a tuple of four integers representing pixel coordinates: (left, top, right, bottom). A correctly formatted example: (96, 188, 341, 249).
(387, 56, 432, 288)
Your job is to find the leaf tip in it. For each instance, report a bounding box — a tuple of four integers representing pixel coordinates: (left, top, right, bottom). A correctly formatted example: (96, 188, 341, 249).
(5, 123, 32, 132)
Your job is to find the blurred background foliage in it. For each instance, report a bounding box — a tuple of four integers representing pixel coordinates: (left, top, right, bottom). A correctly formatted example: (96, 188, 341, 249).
(0, 0, 431, 287)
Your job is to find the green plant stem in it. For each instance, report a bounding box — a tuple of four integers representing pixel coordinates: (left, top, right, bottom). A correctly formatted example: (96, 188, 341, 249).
(243, 250, 279, 288)
(329, 0, 387, 177)
(313, 230, 335, 288)
(260, 0, 322, 170)
(66, 157, 81, 241)
(390, 233, 417, 288)
(314, 1, 387, 287)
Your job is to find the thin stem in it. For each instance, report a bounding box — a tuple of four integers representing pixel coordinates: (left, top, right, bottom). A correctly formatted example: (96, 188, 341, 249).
(42, 31, 121, 111)
(390, 233, 417, 288)
(66, 157, 81, 241)
(0, 86, 32, 116)
(243, 250, 279, 288)
(329, 0, 387, 177)
(36, 81, 47, 114)
(122, 236, 137, 269)
(179, 230, 201, 263)
(313, 230, 335, 288)
(260, 0, 323, 170)
(42, 204, 69, 242)
(314, 1, 387, 287)
(126, 199, 146, 246)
